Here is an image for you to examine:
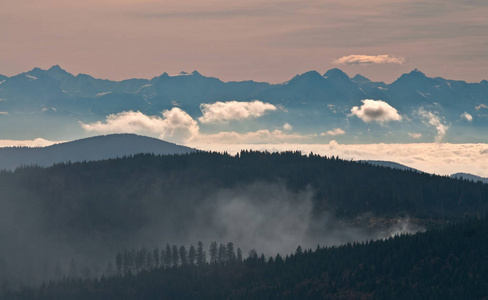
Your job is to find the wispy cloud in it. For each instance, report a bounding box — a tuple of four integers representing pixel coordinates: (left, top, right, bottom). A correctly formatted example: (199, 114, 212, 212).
(408, 132, 422, 139)
(333, 54, 405, 65)
(80, 108, 199, 144)
(350, 100, 402, 123)
(475, 104, 488, 110)
(418, 109, 448, 143)
(461, 112, 473, 122)
(199, 100, 277, 124)
(321, 128, 346, 136)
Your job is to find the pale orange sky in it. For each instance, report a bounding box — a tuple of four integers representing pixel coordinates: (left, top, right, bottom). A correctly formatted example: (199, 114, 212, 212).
(1, 0, 488, 83)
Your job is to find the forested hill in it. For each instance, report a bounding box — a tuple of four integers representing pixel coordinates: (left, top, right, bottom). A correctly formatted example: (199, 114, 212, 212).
(6, 215, 488, 300)
(1, 151, 488, 290)
(5, 150, 486, 219)
(0, 134, 195, 170)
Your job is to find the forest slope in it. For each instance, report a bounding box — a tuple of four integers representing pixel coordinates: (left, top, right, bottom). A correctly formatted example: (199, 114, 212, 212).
(5, 216, 488, 300)
(1, 151, 487, 289)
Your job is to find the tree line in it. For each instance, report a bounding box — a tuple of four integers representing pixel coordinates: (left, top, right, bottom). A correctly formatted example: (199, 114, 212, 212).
(114, 241, 244, 275)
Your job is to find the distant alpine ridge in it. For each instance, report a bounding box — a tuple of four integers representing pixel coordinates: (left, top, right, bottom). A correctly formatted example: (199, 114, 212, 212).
(0, 66, 487, 143)
(0, 134, 195, 170)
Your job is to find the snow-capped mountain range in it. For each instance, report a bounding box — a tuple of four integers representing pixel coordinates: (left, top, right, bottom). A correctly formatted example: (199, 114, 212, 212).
(0, 66, 486, 143)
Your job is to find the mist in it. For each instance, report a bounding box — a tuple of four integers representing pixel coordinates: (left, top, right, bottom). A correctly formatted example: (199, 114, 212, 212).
(0, 177, 422, 289)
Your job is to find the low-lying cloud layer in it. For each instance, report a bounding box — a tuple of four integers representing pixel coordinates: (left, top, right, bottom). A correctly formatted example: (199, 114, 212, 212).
(199, 100, 277, 124)
(350, 99, 402, 123)
(190, 142, 488, 178)
(193, 129, 306, 144)
(333, 54, 405, 65)
(0, 138, 62, 148)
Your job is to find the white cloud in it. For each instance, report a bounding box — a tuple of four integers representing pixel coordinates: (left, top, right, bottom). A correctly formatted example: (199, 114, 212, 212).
(0, 111, 9, 115)
(333, 54, 405, 65)
(461, 112, 473, 122)
(408, 132, 422, 139)
(198, 100, 277, 124)
(475, 104, 488, 110)
(350, 99, 402, 123)
(0, 138, 62, 148)
(418, 109, 448, 143)
(321, 128, 346, 136)
(283, 123, 293, 131)
(80, 108, 199, 144)
(159, 108, 200, 143)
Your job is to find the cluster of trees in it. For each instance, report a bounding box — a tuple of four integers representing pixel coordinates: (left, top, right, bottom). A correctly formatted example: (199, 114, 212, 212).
(114, 241, 244, 275)
(4, 216, 488, 299)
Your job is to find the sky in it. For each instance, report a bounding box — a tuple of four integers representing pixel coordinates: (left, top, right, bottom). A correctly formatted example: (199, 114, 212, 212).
(1, 0, 488, 83)
(1, 0, 488, 177)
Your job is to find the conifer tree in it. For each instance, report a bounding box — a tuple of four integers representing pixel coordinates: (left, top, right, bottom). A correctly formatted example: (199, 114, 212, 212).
(236, 247, 243, 262)
(179, 246, 188, 266)
(153, 248, 160, 269)
(171, 245, 179, 267)
(115, 252, 123, 275)
(209, 241, 218, 264)
(218, 243, 226, 264)
(196, 241, 206, 266)
(164, 244, 172, 268)
(226, 242, 236, 264)
(188, 244, 196, 266)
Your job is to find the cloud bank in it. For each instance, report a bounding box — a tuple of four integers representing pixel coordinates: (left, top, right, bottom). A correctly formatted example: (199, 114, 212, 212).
(0, 138, 62, 148)
(80, 108, 199, 144)
(199, 100, 277, 124)
(333, 54, 405, 65)
(350, 100, 402, 123)
(190, 142, 488, 178)
(193, 129, 307, 144)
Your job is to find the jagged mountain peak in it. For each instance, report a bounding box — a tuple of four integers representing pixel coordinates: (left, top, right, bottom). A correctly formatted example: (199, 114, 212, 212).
(352, 74, 372, 85)
(46, 65, 73, 80)
(323, 68, 350, 80)
(408, 68, 426, 77)
(289, 70, 324, 82)
(390, 68, 437, 87)
(48, 65, 65, 72)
